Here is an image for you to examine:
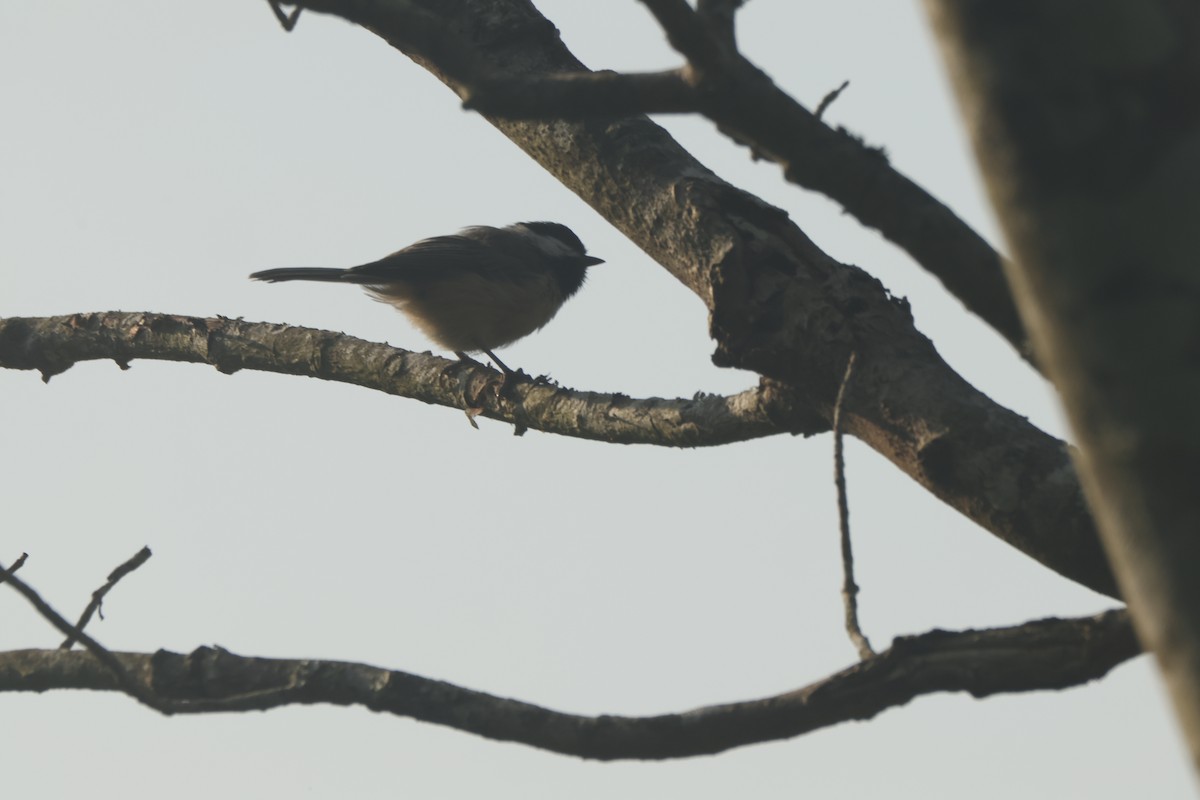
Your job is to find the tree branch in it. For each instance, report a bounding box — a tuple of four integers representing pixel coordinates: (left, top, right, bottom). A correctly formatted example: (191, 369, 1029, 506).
(0, 553, 29, 584)
(833, 353, 874, 660)
(0, 611, 1139, 760)
(61, 547, 153, 650)
(462, 70, 700, 117)
(276, 0, 1116, 596)
(696, 0, 745, 49)
(449, 0, 1032, 366)
(0, 557, 315, 715)
(0, 313, 818, 447)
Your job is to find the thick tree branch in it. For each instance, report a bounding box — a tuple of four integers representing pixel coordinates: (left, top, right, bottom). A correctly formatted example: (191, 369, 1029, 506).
(462, 70, 701, 117)
(0, 554, 29, 584)
(0, 611, 1138, 760)
(695, 0, 745, 49)
(277, 0, 1116, 597)
(1, 558, 313, 715)
(0, 313, 815, 447)
(451, 1, 1032, 366)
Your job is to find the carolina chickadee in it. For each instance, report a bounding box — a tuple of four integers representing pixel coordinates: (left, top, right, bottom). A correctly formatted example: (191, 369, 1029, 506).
(250, 221, 604, 374)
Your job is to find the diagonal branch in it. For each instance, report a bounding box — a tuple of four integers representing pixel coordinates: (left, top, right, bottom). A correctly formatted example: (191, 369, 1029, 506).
(0, 558, 315, 715)
(455, 0, 1032, 365)
(278, 0, 1116, 597)
(0, 553, 29, 584)
(0, 313, 819, 447)
(0, 610, 1139, 759)
(61, 547, 153, 650)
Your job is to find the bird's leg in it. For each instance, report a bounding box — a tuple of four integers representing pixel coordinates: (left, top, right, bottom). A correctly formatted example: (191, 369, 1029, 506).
(453, 350, 509, 376)
(481, 349, 514, 377)
(484, 349, 547, 391)
(454, 350, 528, 395)
(450, 351, 497, 426)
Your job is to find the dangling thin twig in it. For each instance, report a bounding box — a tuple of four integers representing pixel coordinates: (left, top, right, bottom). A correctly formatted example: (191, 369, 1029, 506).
(833, 352, 874, 660)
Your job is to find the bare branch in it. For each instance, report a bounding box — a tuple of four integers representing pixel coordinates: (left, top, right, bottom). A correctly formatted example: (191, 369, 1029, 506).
(833, 353, 874, 660)
(0, 553, 29, 584)
(61, 547, 153, 650)
(814, 80, 850, 120)
(638, 0, 726, 70)
(457, 1, 1032, 367)
(0, 611, 1138, 759)
(0, 558, 317, 714)
(0, 313, 820, 447)
(158, 2, 1120, 596)
(463, 70, 698, 118)
(0, 556, 167, 711)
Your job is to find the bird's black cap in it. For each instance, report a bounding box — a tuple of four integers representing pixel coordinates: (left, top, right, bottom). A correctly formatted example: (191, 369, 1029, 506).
(521, 221, 591, 256)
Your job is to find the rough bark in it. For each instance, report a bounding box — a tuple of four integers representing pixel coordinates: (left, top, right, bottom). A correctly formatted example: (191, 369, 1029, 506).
(0, 313, 806, 447)
(0, 611, 1138, 759)
(274, 0, 1117, 596)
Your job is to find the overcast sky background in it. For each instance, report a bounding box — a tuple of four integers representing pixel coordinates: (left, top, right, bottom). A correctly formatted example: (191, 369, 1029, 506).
(1, 2, 1194, 797)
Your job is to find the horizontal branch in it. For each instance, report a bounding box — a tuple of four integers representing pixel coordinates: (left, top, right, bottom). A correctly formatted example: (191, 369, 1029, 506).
(0, 313, 819, 447)
(0, 610, 1138, 760)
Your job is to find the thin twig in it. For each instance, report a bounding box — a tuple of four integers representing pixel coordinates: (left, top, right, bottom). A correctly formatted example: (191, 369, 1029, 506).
(1, 556, 312, 715)
(0, 553, 29, 584)
(60, 546, 152, 650)
(267, 0, 302, 31)
(0, 557, 165, 709)
(833, 352, 874, 660)
(2, 556, 309, 714)
(638, 0, 726, 70)
(815, 80, 850, 120)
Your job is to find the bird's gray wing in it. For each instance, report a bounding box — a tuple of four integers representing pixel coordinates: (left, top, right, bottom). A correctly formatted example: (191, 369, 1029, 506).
(342, 233, 533, 285)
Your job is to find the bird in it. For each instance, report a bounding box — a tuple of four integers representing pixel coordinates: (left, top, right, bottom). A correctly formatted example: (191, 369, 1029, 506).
(250, 221, 604, 375)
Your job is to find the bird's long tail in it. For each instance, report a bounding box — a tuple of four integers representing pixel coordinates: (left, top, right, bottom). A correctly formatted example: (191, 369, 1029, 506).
(249, 267, 350, 283)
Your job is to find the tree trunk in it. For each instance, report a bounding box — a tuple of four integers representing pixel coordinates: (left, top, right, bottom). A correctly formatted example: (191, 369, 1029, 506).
(924, 0, 1200, 771)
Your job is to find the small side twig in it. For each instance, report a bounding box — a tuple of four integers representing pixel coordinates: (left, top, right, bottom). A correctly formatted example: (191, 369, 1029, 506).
(2, 555, 309, 715)
(815, 80, 850, 120)
(0, 553, 29, 584)
(0, 557, 163, 709)
(0, 554, 314, 714)
(60, 546, 152, 650)
(833, 352, 874, 660)
(267, 0, 302, 31)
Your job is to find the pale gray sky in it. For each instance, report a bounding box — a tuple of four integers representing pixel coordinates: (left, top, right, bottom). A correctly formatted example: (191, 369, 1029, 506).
(1, 2, 1192, 797)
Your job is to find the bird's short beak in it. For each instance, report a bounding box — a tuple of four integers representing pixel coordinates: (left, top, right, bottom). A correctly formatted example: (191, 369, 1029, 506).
(580, 256, 605, 267)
